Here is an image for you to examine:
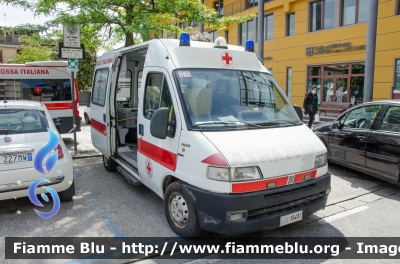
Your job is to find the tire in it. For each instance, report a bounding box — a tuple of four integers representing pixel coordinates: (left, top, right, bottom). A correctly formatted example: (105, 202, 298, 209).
(103, 155, 116, 172)
(84, 113, 91, 124)
(164, 181, 202, 237)
(58, 180, 75, 202)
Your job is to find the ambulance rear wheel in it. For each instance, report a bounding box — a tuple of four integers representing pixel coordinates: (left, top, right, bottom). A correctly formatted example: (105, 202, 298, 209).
(164, 181, 201, 237)
(103, 155, 116, 172)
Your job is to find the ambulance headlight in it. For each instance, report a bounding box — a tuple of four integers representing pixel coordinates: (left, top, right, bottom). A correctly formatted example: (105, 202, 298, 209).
(231, 167, 261, 181)
(207, 167, 230, 181)
(314, 153, 327, 168)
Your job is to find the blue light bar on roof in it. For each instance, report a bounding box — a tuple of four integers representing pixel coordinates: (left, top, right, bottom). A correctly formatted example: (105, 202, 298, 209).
(245, 40, 254, 52)
(180, 32, 190, 46)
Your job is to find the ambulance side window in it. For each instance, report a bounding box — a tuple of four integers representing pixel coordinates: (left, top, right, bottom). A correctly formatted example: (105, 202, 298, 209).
(144, 73, 173, 119)
(92, 68, 109, 106)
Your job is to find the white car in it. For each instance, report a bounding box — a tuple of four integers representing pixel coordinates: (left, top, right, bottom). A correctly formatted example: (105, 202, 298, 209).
(0, 100, 75, 201)
(84, 104, 91, 124)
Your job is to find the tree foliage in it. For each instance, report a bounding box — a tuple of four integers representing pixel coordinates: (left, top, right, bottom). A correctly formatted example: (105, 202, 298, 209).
(1, 0, 255, 47)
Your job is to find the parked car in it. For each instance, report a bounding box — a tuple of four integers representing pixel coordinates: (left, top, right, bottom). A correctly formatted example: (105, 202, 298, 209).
(84, 104, 91, 124)
(0, 100, 75, 201)
(313, 100, 400, 184)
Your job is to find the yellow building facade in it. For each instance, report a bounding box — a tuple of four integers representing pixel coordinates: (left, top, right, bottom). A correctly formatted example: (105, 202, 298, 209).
(201, 0, 400, 107)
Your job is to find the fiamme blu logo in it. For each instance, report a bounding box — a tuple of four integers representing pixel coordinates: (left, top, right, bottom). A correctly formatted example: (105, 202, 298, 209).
(28, 128, 61, 219)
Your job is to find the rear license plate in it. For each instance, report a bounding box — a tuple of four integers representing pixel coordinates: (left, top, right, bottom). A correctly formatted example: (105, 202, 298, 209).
(279, 210, 303, 227)
(1, 153, 32, 164)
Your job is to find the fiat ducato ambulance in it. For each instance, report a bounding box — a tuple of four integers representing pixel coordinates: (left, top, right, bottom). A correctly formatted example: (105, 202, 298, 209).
(90, 33, 331, 237)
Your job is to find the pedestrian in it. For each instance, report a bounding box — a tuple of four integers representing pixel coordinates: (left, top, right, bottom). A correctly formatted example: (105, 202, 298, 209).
(303, 85, 318, 129)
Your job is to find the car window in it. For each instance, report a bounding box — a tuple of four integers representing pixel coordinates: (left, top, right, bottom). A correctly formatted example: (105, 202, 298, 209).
(378, 106, 400, 133)
(0, 109, 49, 134)
(341, 104, 381, 129)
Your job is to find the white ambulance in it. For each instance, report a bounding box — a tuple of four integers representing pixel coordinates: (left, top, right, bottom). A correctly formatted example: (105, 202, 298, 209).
(0, 61, 81, 134)
(91, 34, 331, 237)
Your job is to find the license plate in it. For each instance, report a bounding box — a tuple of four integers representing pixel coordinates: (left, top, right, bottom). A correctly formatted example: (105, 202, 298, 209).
(1, 153, 32, 164)
(279, 210, 303, 227)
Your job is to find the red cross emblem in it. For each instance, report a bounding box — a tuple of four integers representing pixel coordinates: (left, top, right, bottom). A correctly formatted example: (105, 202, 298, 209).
(145, 158, 153, 179)
(221, 52, 233, 65)
(34, 86, 42, 95)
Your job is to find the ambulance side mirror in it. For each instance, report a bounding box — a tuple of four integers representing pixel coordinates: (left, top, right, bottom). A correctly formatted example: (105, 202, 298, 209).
(293, 105, 303, 121)
(150, 108, 169, 139)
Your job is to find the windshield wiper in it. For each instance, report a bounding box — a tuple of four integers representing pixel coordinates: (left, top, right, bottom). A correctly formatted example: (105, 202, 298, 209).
(257, 119, 301, 126)
(193, 121, 263, 128)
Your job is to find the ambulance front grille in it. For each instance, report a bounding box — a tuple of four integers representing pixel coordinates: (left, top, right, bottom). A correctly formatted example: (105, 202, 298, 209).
(247, 192, 325, 219)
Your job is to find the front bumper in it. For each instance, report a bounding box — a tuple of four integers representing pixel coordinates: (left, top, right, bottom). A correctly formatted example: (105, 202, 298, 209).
(183, 172, 331, 235)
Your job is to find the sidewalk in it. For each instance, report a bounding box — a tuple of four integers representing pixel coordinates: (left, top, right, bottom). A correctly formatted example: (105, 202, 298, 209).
(61, 106, 102, 159)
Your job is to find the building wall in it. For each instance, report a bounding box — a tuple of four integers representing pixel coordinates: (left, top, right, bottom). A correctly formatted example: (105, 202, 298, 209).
(1, 47, 17, 62)
(201, 0, 400, 106)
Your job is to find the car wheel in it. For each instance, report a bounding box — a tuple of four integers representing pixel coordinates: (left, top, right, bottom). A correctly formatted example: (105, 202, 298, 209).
(58, 181, 75, 202)
(164, 181, 202, 237)
(103, 155, 116, 172)
(84, 113, 91, 124)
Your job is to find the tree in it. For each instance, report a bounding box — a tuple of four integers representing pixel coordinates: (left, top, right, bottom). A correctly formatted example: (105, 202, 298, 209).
(0, 25, 98, 91)
(1, 0, 254, 47)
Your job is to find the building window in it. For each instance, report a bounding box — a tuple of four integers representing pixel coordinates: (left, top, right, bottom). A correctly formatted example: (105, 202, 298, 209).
(214, 0, 224, 17)
(189, 19, 197, 28)
(286, 67, 292, 100)
(397, 0, 400, 15)
(209, 31, 219, 42)
(310, 0, 335, 31)
(240, 20, 254, 45)
(394, 59, 400, 99)
(264, 14, 274, 40)
(286, 13, 295, 36)
(307, 63, 366, 106)
(342, 0, 368, 26)
(247, 0, 259, 9)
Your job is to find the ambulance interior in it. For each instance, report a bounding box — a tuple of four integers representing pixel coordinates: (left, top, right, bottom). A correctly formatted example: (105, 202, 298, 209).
(114, 49, 147, 166)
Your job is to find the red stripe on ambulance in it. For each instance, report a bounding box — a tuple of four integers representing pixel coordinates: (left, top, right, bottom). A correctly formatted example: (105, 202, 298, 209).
(44, 102, 73, 110)
(138, 138, 177, 171)
(231, 176, 289, 193)
(91, 119, 107, 136)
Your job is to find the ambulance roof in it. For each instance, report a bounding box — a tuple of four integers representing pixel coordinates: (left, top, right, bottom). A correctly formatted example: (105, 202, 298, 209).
(98, 38, 269, 74)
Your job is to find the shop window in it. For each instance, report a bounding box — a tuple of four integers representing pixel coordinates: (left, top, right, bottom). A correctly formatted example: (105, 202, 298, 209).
(394, 60, 400, 98)
(342, 0, 368, 26)
(264, 14, 274, 40)
(309, 67, 322, 76)
(286, 67, 292, 100)
(240, 20, 254, 45)
(310, 0, 335, 31)
(286, 13, 295, 36)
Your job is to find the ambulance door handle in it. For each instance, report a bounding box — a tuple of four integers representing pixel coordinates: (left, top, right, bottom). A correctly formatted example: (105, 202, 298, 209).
(139, 124, 144, 136)
(103, 113, 106, 122)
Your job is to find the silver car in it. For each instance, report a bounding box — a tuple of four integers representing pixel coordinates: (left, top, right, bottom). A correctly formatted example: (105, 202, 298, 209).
(0, 100, 75, 201)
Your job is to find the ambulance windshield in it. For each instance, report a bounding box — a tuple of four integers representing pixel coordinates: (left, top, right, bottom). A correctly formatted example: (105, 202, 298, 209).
(174, 69, 302, 131)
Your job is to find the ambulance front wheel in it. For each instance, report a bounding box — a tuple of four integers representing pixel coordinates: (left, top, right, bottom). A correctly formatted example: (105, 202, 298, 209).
(103, 155, 116, 172)
(164, 181, 202, 237)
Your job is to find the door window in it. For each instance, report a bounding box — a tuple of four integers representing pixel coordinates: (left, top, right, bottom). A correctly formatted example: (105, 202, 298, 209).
(143, 73, 173, 119)
(341, 105, 381, 129)
(378, 106, 400, 132)
(92, 68, 109, 106)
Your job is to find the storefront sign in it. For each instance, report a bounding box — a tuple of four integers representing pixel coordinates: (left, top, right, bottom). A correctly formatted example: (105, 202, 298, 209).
(306, 42, 366, 56)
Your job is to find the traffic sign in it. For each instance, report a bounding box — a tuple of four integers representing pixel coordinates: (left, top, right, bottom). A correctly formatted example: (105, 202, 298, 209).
(63, 25, 81, 48)
(68, 59, 79, 71)
(60, 47, 84, 59)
